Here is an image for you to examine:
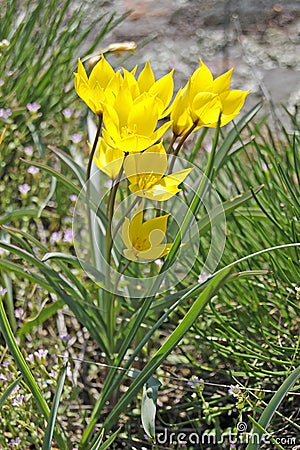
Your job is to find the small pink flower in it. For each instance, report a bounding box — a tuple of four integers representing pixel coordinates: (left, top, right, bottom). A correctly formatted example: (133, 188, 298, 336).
(0, 108, 12, 119)
(69, 194, 78, 202)
(70, 133, 82, 144)
(27, 166, 39, 176)
(26, 354, 34, 363)
(26, 102, 41, 113)
(0, 287, 7, 296)
(10, 437, 21, 447)
(2, 361, 10, 367)
(0, 373, 8, 381)
(63, 228, 74, 243)
(18, 183, 31, 196)
(50, 231, 63, 244)
(24, 146, 33, 156)
(14, 307, 25, 319)
(12, 394, 24, 407)
(63, 108, 73, 119)
(228, 384, 242, 398)
(34, 348, 48, 360)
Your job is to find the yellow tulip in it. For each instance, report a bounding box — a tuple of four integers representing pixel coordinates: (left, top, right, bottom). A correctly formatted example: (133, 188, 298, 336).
(89, 138, 124, 179)
(124, 142, 192, 201)
(74, 56, 117, 115)
(137, 61, 174, 118)
(171, 60, 250, 135)
(102, 92, 172, 153)
(122, 208, 173, 261)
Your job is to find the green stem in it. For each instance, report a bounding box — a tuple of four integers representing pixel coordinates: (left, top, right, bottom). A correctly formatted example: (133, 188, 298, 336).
(168, 121, 198, 173)
(166, 132, 178, 154)
(105, 159, 126, 267)
(0, 299, 67, 449)
(86, 114, 103, 184)
(105, 159, 125, 351)
(86, 114, 103, 268)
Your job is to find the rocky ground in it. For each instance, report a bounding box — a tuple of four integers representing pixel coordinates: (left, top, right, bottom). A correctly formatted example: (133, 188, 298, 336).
(77, 0, 300, 111)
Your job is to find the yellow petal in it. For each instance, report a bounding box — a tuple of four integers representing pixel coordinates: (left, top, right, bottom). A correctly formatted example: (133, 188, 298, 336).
(162, 168, 193, 186)
(137, 243, 172, 260)
(219, 89, 250, 116)
(141, 214, 170, 245)
(89, 55, 115, 91)
(192, 92, 221, 125)
(149, 69, 174, 118)
(189, 60, 214, 100)
(124, 248, 138, 261)
(123, 68, 140, 99)
(121, 217, 132, 250)
(124, 142, 167, 183)
(129, 210, 144, 244)
(93, 139, 124, 179)
(137, 61, 155, 92)
(213, 68, 234, 94)
(171, 88, 193, 136)
(128, 95, 159, 136)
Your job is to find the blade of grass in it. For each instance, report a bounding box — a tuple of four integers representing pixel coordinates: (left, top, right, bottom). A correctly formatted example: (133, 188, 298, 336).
(42, 364, 68, 450)
(0, 297, 67, 449)
(246, 365, 300, 450)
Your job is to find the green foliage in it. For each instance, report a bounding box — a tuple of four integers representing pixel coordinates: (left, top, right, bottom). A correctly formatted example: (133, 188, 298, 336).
(0, 0, 299, 447)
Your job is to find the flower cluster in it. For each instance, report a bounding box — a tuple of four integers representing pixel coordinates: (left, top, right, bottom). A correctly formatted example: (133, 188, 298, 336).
(74, 56, 249, 262)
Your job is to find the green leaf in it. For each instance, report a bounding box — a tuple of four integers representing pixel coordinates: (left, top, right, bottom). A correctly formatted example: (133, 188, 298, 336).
(0, 299, 67, 449)
(141, 377, 161, 440)
(198, 185, 264, 234)
(42, 364, 68, 450)
(89, 428, 121, 450)
(246, 365, 300, 450)
(0, 375, 23, 409)
(214, 102, 263, 175)
(0, 208, 57, 226)
(17, 299, 64, 338)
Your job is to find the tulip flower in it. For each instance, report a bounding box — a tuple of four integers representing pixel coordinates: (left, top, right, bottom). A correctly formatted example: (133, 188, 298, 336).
(89, 138, 124, 179)
(124, 142, 192, 201)
(137, 61, 174, 118)
(122, 208, 173, 261)
(102, 91, 172, 153)
(74, 56, 117, 115)
(171, 60, 250, 136)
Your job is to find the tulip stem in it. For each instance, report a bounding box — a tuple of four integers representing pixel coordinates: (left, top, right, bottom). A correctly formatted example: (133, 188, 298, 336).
(86, 114, 103, 183)
(105, 159, 126, 349)
(166, 132, 178, 154)
(86, 114, 103, 270)
(106, 158, 126, 266)
(168, 120, 198, 173)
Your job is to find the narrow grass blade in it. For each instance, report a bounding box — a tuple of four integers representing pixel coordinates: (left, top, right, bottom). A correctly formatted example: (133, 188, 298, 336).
(246, 365, 300, 450)
(42, 364, 68, 450)
(0, 375, 22, 409)
(89, 427, 121, 450)
(17, 299, 64, 339)
(0, 299, 67, 449)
